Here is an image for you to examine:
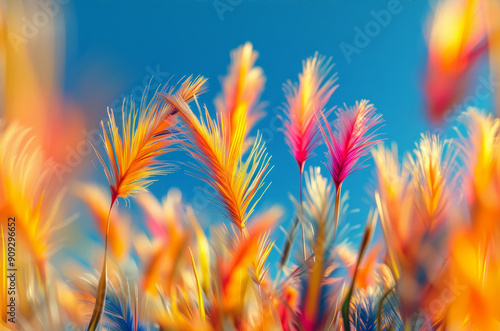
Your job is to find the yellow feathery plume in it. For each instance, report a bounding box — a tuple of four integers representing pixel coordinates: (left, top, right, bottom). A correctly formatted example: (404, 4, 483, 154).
(87, 77, 207, 331)
(164, 94, 272, 230)
(215, 42, 266, 154)
(406, 133, 456, 227)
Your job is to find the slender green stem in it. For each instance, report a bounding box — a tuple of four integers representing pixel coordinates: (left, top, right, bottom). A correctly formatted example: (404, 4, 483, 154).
(87, 198, 116, 331)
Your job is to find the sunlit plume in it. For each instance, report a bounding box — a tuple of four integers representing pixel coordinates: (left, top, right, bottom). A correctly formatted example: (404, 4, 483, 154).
(164, 94, 272, 231)
(215, 42, 266, 154)
(87, 77, 207, 331)
(406, 133, 456, 229)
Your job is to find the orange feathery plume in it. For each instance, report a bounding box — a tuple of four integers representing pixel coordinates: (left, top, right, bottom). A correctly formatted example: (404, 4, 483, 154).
(445, 111, 500, 330)
(281, 53, 338, 180)
(164, 94, 271, 231)
(215, 42, 266, 152)
(373, 136, 456, 321)
(319, 100, 383, 237)
(94, 76, 207, 203)
(407, 133, 456, 228)
(87, 77, 206, 331)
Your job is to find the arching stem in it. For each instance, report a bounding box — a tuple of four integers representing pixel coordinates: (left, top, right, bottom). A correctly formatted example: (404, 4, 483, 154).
(87, 197, 116, 331)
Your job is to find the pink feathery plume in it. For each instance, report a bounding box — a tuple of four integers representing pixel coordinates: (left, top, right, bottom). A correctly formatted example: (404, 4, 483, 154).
(277, 54, 337, 266)
(318, 100, 383, 236)
(282, 54, 338, 184)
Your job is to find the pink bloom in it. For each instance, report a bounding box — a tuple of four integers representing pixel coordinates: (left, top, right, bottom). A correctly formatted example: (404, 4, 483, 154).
(319, 100, 383, 188)
(281, 54, 338, 175)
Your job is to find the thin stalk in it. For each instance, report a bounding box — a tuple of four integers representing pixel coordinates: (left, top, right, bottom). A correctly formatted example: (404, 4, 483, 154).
(87, 197, 116, 331)
(299, 164, 307, 261)
(333, 183, 342, 238)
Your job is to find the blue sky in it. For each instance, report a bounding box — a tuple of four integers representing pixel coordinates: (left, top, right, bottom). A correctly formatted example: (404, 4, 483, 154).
(60, 0, 493, 268)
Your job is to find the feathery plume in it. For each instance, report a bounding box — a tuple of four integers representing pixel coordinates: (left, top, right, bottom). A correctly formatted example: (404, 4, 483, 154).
(373, 136, 455, 322)
(277, 54, 337, 281)
(215, 42, 266, 152)
(406, 133, 456, 227)
(319, 100, 383, 237)
(87, 77, 207, 331)
(164, 94, 272, 230)
(94, 76, 207, 202)
(281, 53, 338, 180)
